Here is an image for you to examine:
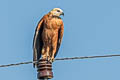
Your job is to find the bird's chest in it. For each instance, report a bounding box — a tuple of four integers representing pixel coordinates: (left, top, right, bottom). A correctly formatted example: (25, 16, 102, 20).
(45, 18, 61, 29)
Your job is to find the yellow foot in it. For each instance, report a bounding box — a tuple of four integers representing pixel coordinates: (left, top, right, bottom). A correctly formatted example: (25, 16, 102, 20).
(42, 55, 50, 61)
(48, 58, 55, 63)
(41, 56, 47, 60)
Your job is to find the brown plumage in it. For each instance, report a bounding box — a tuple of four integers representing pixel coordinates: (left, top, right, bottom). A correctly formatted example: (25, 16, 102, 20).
(33, 8, 64, 67)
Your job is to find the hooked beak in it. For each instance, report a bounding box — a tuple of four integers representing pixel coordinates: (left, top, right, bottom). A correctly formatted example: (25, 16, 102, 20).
(61, 12, 64, 16)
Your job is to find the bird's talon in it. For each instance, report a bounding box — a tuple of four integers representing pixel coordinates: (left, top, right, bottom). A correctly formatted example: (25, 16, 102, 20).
(49, 58, 55, 63)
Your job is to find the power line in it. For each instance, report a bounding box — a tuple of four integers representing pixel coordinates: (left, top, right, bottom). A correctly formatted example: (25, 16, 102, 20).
(0, 54, 120, 68)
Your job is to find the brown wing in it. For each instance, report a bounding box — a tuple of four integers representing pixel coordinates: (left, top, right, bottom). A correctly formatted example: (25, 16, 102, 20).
(33, 17, 44, 68)
(54, 21, 64, 58)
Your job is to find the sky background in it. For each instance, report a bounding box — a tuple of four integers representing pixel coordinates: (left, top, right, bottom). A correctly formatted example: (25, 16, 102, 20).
(0, 0, 120, 80)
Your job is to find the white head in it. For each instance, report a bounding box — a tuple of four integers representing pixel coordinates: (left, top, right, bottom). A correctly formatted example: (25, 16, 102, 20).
(50, 8, 64, 17)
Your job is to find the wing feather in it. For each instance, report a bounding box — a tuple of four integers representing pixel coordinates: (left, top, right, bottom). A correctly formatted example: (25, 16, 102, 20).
(33, 18, 44, 68)
(54, 22, 64, 57)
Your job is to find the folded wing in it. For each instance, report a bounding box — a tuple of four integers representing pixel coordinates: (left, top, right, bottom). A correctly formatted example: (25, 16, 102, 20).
(33, 18, 44, 68)
(54, 22, 64, 58)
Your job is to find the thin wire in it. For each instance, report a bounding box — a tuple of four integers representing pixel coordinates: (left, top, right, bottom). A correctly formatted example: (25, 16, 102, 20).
(0, 54, 120, 68)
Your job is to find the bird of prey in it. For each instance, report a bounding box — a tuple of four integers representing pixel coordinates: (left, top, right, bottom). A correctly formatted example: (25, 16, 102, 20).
(33, 8, 64, 67)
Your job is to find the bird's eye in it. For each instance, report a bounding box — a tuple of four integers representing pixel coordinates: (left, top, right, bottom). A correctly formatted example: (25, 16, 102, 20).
(57, 10, 60, 12)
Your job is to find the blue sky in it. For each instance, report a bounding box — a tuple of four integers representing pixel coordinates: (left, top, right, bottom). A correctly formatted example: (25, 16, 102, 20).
(0, 0, 120, 80)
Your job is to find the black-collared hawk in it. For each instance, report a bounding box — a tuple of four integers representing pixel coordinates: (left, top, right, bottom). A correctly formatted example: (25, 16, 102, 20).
(33, 8, 64, 67)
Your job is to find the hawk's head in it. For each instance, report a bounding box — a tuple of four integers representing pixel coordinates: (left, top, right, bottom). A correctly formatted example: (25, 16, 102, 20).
(50, 8, 64, 17)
